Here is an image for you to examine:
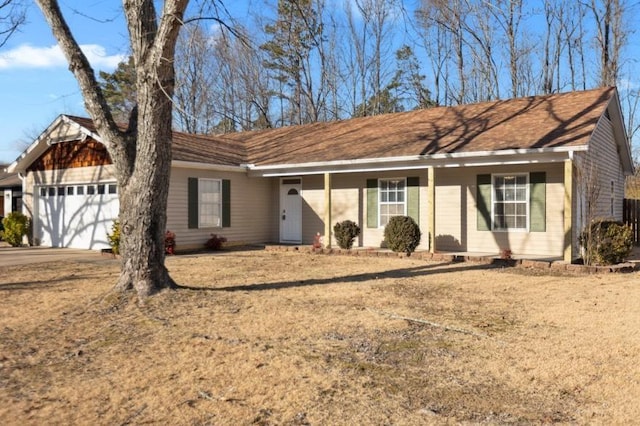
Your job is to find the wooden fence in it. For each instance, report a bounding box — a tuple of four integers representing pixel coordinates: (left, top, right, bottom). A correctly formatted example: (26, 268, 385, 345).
(623, 198, 640, 245)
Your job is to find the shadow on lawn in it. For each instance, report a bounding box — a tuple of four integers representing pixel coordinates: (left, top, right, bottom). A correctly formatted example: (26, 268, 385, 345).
(0, 275, 91, 291)
(179, 260, 508, 292)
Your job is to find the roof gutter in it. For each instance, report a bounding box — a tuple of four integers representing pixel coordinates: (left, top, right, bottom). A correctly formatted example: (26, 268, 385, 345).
(172, 160, 249, 172)
(247, 147, 585, 177)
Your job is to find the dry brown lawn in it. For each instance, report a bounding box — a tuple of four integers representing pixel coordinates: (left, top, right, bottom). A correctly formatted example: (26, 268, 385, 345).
(0, 250, 639, 425)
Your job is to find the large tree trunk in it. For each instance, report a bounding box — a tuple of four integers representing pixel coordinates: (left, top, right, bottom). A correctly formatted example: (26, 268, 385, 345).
(114, 105, 177, 296)
(37, 0, 188, 299)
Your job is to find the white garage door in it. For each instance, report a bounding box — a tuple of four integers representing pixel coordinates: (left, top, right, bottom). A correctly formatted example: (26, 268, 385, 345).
(36, 183, 119, 250)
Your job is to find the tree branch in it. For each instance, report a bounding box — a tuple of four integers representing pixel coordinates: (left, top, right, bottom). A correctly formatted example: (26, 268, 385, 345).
(35, 0, 129, 169)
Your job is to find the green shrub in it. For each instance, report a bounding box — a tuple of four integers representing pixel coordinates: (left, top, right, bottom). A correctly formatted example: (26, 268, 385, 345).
(579, 220, 633, 265)
(333, 220, 361, 249)
(384, 216, 421, 255)
(205, 234, 227, 250)
(0, 212, 30, 247)
(107, 220, 121, 255)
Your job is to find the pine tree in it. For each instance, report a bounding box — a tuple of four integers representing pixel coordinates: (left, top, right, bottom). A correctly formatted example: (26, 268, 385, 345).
(260, 0, 322, 125)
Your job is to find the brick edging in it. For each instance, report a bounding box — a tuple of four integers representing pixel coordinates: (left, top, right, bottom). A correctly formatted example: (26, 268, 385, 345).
(264, 245, 640, 275)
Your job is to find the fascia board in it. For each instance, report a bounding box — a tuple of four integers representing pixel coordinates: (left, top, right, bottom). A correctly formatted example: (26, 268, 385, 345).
(604, 89, 635, 175)
(172, 160, 248, 172)
(248, 149, 576, 177)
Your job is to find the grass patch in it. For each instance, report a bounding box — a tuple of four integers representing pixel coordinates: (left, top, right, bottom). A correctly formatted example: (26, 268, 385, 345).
(0, 251, 638, 424)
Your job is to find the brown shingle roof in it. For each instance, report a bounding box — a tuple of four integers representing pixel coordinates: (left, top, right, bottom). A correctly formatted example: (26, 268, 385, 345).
(65, 115, 247, 166)
(171, 131, 247, 166)
(67, 87, 615, 167)
(227, 86, 615, 166)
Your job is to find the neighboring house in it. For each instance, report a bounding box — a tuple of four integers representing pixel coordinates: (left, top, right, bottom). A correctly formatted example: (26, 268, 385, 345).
(0, 165, 22, 218)
(6, 87, 635, 261)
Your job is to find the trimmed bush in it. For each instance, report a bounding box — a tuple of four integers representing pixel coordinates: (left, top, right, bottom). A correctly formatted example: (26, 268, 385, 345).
(107, 220, 121, 255)
(579, 220, 633, 265)
(333, 220, 361, 249)
(0, 212, 30, 247)
(205, 234, 227, 250)
(384, 216, 421, 255)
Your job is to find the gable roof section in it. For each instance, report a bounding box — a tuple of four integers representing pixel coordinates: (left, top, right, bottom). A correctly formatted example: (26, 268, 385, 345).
(226, 86, 616, 167)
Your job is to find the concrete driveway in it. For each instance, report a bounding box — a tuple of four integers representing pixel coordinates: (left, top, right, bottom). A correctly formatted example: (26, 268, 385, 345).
(0, 245, 116, 267)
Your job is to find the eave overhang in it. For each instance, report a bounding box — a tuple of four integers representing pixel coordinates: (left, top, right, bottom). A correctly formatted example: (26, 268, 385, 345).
(603, 89, 635, 175)
(246, 147, 586, 177)
(171, 160, 248, 173)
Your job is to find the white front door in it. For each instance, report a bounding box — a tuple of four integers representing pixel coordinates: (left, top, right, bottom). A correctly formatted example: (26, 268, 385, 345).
(280, 178, 302, 243)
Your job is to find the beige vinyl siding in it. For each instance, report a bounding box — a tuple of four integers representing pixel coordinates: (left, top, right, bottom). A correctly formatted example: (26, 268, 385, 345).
(168, 168, 275, 250)
(299, 170, 430, 249)
(570, 114, 627, 259)
(22, 165, 117, 224)
(576, 115, 626, 220)
(436, 164, 565, 258)
(300, 176, 326, 244)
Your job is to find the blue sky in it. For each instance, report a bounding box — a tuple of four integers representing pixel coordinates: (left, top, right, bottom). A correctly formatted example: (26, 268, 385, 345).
(0, 2, 129, 163)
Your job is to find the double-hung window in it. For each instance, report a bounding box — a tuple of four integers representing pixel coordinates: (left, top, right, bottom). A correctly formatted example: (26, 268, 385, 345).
(379, 178, 406, 227)
(199, 179, 222, 228)
(493, 174, 528, 230)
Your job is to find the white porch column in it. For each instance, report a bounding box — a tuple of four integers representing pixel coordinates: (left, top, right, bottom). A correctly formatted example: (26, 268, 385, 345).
(564, 159, 573, 262)
(428, 166, 435, 254)
(324, 172, 332, 248)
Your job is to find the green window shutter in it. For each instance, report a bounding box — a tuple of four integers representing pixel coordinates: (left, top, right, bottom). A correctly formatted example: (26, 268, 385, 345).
(407, 176, 420, 223)
(222, 179, 231, 228)
(477, 174, 492, 231)
(366, 179, 378, 228)
(529, 172, 546, 232)
(188, 177, 199, 229)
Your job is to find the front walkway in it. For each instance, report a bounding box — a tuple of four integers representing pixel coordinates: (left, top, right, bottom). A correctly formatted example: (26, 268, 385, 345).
(0, 244, 116, 267)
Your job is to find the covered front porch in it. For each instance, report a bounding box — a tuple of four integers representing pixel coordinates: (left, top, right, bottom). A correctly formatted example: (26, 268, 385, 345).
(262, 155, 576, 262)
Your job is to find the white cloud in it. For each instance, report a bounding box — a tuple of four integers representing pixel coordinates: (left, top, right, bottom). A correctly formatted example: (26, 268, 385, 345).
(0, 43, 125, 70)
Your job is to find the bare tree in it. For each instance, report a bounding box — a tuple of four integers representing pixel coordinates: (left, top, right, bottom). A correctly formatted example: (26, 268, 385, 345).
(173, 23, 217, 134)
(587, 0, 627, 87)
(344, 0, 399, 116)
(486, 0, 529, 98)
(540, 0, 560, 94)
(0, 0, 26, 48)
(36, 0, 189, 299)
(420, 0, 468, 104)
(575, 159, 603, 265)
(415, 4, 452, 106)
(211, 25, 275, 131)
(559, 1, 587, 91)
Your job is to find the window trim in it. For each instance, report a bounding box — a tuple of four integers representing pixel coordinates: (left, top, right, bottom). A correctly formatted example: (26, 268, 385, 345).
(198, 178, 223, 229)
(491, 173, 529, 232)
(378, 177, 407, 228)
